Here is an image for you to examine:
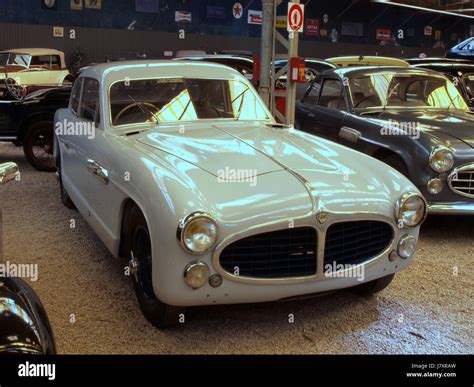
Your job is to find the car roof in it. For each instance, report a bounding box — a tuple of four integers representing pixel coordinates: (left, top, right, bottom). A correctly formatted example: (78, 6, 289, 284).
(79, 60, 245, 84)
(175, 55, 253, 63)
(274, 58, 337, 67)
(326, 66, 445, 78)
(1, 48, 64, 56)
(412, 63, 474, 70)
(326, 56, 410, 67)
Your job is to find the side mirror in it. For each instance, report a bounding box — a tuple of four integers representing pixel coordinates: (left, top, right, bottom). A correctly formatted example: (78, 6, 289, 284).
(0, 162, 19, 185)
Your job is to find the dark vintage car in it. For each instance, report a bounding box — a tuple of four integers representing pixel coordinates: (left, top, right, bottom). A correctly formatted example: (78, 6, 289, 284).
(0, 85, 71, 171)
(296, 66, 474, 214)
(411, 62, 474, 108)
(0, 162, 56, 354)
(446, 37, 474, 61)
(406, 57, 472, 65)
(174, 55, 255, 80)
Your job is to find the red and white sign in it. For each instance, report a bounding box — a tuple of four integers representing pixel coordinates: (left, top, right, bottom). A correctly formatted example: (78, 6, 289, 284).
(232, 2, 243, 19)
(424, 26, 433, 36)
(376, 29, 392, 41)
(175, 11, 192, 23)
(306, 19, 319, 36)
(287, 2, 304, 33)
(248, 10, 263, 25)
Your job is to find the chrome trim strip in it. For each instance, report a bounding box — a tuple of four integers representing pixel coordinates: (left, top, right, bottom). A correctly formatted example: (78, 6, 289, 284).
(428, 202, 474, 214)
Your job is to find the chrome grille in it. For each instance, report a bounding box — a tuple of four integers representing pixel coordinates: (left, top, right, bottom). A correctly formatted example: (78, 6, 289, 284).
(219, 227, 317, 279)
(324, 221, 394, 266)
(449, 164, 474, 198)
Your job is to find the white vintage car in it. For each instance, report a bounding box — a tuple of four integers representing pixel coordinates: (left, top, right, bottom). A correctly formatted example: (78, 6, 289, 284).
(54, 61, 427, 328)
(0, 48, 73, 99)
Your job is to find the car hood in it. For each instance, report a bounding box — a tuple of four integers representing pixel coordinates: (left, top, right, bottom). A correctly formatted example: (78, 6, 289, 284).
(135, 121, 412, 217)
(373, 110, 474, 148)
(137, 122, 338, 177)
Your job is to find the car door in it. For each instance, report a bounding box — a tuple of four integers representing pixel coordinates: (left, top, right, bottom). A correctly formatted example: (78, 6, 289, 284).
(297, 77, 348, 142)
(82, 79, 126, 251)
(56, 77, 92, 215)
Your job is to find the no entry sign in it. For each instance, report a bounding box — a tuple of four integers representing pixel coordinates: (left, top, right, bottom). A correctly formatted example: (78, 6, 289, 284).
(287, 3, 304, 33)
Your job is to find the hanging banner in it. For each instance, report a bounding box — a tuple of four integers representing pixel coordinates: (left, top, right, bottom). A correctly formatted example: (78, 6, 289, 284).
(376, 29, 392, 41)
(176, 11, 192, 23)
(306, 19, 319, 36)
(248, 10, 263, 25)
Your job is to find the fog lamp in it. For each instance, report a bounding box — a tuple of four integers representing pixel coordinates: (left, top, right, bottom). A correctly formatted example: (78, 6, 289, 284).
(427, 178, 443, 195)
(184, 261, 209, 289)
(398, 235, 417, 259)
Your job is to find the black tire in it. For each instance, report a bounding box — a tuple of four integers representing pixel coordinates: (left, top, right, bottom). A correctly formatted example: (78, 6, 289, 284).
(351, 274, 395, 296)
(380, 154, 409, 178)
(23, 121, 56, 172)
(57, 152, 76, 210)
(127, 205, 185, 328)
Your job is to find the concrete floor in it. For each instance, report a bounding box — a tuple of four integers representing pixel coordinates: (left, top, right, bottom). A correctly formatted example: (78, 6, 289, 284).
(1, 142, 472, 354)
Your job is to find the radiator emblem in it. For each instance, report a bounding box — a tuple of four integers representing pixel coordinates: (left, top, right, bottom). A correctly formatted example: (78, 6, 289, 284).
(316, 212, 329, 224)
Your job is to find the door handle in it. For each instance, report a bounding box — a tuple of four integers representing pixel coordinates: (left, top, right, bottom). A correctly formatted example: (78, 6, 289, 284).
(87, 159, 109, 185)
(339, 126, 361, 143)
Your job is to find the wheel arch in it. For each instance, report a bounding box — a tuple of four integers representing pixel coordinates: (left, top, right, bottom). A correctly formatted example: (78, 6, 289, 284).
(18, 113, 55, 141)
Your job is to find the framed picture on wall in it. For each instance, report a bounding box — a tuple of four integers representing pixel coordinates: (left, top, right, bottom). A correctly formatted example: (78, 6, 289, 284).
(42, 0, 58, 10)
(71, 0, 83, 11)
(53, 26, 64, 37)
(85, 0, 101, 9)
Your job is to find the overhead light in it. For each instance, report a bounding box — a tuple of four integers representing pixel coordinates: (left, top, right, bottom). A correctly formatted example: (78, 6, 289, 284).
(372, 0, 474, 19)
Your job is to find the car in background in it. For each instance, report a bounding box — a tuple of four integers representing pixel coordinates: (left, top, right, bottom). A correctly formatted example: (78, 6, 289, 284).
(274, 58, 337, 82)
(446, 37, 474, 61)
(327, 56, 410, 67)
(411, 62, 474, 108)
(296, 66, 474, 215)
(0, 49, 73, 100)
(0, 162, 56, 354)
(0, 85, 71, 171)
(55, 60, 425, 328)
(406, 57, 472, 65)
(175, 54, 255, 80)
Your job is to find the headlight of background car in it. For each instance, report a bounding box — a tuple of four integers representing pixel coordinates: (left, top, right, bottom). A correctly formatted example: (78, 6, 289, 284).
(395, 193, 427, 228)
(429, 146, 454, 173)
(178, 212, 218, 254)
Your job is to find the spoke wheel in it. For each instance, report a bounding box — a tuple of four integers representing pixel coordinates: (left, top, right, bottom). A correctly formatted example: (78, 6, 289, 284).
(23, 122, 56, 172)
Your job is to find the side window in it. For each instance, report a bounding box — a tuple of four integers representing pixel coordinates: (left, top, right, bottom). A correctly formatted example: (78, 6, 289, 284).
(303, 79, 322, 105)
(319, 79, 345, 110)
(79, 78, 100, 122)
(70, 78, 83, 115)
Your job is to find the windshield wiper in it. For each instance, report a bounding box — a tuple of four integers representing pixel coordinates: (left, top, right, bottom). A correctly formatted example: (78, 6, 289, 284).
(382, 82, 400, 110)
(127, 95, 160, 124)
(233, 87, 250, 120)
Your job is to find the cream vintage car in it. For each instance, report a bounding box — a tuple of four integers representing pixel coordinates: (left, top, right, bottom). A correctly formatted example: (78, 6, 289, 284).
(54, 61, 427, 328)
(0, 48, 73, 99)
(327, 56, 410, 68)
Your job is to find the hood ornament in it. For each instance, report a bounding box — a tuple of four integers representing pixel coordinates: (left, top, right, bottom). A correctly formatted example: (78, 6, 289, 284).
(316, 212, 329, 224)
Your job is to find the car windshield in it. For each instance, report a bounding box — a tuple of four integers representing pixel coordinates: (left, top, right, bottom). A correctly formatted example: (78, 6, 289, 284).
(349, 72, 468, 111)
(110, 78, 271, 126)
(0, 53, 31, 67)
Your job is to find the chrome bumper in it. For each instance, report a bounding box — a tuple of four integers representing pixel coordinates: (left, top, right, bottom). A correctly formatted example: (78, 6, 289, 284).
(428, 202, 474, 215)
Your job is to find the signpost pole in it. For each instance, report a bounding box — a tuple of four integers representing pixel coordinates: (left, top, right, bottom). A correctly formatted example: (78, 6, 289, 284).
(259, 0, 276, 108)
(286, 0, 300, 126)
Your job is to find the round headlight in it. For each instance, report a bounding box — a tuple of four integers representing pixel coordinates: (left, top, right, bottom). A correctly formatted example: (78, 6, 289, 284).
(429, 146, 454, 173)
(395, 193, 427, 228)
(427, 178, 443, 195)
(178, 213, 218, 254)
(398, 235, 417, 259)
